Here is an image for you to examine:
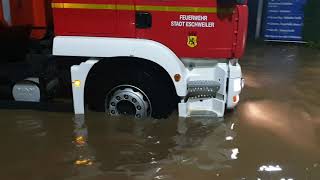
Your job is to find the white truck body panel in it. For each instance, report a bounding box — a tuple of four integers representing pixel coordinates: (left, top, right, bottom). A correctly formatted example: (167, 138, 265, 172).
(53, 36, 188, 96)
(53, 36, 244, 117)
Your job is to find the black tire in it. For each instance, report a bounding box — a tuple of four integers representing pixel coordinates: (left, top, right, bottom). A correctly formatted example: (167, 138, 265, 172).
(86, 61, 179, 119)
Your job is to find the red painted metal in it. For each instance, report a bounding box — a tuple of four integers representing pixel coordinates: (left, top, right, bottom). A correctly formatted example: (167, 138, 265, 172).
(0, 0, 50, 39)
(0, 1, 4, 26)
(2, 0, 248, 58)
(52, 0, 248, 59)
(234, 4, 248, 58)
(29, 0, 50, 39)
(53, 0, 119, 37)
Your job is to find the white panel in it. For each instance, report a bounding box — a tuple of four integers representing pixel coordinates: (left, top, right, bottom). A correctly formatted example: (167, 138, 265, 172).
(178, 98, 225, 117)
(71, 60, 99, 114)
(226, 62, 243, 109)
(53, 36, 188, 96)
(54, 37, 244, 117)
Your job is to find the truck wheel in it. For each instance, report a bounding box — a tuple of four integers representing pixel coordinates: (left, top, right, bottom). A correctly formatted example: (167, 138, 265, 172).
(87, 64, 178, 119)
(105, 85, 152, 118)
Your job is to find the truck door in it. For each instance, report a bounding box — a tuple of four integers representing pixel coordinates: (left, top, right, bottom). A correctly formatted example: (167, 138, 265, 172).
(134, 0, 237, 59)
(52, 0, 117, 36)
(117, 0, 136, 37)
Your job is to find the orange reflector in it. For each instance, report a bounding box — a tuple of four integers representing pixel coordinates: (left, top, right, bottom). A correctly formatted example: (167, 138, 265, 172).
(73, 80, 81, 87)
(75, 136, 86, 145)
(174, 74, 181, 82)
(75, 159, 93, 166)
(233, 95, 239, 103)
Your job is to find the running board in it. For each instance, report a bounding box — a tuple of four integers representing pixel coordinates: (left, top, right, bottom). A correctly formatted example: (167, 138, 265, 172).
(189, 110, 218, 117)
(178, 98, 225, 118)
(187, 80, 220, 99)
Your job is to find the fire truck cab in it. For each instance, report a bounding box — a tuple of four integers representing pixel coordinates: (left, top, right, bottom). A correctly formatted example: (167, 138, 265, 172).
(1, 0, 248, 118)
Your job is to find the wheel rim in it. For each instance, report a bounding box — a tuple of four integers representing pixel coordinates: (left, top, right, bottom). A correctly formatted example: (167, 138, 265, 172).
(105, 85, 152, 118)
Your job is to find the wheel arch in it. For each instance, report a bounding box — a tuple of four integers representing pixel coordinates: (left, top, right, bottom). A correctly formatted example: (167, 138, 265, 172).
(84, 57, 180, 118)
(84, 57, 179, 101)
(53, 36, 188, 97)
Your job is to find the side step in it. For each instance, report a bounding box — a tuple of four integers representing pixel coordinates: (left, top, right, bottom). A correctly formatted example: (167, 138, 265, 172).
(187, 80, 220, 99)
(179, 98, 225, 118)
(189, 110, 218, 117)
(180, 80, 225, 118)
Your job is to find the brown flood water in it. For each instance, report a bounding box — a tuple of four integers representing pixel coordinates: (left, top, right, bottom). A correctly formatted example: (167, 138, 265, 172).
(0, 43, 320, 180)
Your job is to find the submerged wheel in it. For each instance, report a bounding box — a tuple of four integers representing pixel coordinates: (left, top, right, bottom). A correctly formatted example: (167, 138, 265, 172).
(106, 85, 151, 118)
(86, 61, 179, 119)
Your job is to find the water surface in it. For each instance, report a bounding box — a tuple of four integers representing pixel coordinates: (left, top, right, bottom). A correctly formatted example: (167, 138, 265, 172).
(0, 44, 319, 180)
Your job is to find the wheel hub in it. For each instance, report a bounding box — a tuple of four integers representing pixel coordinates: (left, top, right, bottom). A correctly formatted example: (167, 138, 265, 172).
(106, 86, 151, 118)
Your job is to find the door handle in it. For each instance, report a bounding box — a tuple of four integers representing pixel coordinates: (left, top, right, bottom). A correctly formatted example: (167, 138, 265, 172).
(136, 12, 152, 29)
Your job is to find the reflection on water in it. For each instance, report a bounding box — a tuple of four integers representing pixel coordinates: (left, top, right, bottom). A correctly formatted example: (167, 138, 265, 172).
(0, 44, 320, 179)
(69, 115, 102, 180)
(86, 115, 238, 179)
(240, 100, 320, 152)
(258, 165, 282, 172)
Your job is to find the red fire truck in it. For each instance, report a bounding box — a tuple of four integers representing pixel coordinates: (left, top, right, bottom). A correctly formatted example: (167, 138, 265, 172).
(0, 0, 247, 118)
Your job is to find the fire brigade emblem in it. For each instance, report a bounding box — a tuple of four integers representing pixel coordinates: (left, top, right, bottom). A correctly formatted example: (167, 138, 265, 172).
(187, 32, 198, 48)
